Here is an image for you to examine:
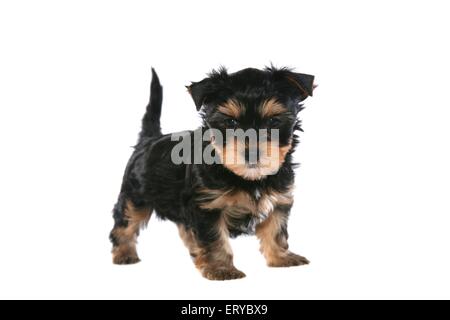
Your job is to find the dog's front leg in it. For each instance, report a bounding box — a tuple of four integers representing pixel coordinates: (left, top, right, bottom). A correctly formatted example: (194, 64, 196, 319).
(178, 212, 246, 281)
(256, 207, 309, 267)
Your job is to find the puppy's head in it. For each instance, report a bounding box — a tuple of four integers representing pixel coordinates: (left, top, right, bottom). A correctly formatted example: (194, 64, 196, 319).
(187, 66, 315, 180)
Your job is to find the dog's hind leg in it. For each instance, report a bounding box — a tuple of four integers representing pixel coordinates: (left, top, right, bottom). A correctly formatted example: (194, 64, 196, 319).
(110, 195, 152, 265)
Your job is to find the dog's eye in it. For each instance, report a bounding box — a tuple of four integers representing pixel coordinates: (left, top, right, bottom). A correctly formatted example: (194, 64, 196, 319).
(225, 118, 238, 127)
(267, 117, 281, 127)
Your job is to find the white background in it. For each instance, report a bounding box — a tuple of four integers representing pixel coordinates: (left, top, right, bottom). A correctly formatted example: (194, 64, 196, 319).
(1, 0, 449, 300)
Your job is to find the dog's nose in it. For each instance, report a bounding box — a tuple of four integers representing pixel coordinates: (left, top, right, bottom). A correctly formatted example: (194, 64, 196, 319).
(244, 147, 260, 165)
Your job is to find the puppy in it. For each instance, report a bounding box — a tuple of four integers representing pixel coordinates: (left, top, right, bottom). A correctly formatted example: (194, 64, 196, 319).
(110, 66, 315, 280)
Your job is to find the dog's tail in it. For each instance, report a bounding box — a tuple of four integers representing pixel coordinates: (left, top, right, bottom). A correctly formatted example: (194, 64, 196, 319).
(138, 68, 163, 140)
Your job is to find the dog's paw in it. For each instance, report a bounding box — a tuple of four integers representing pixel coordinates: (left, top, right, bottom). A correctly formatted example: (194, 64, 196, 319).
(268, 252, 309, 268)
(202, 267, 246, 281)
(113, 254, 141, 265)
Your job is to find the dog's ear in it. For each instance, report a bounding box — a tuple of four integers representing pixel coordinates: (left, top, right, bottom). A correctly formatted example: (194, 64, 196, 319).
(187, 67, 229, 111)
(268, 67, 316, 102)
(285, 72, 316, 101)
(186, 78, 213, 111)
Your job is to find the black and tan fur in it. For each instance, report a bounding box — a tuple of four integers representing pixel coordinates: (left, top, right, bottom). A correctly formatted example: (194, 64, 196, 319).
(110, 67, 315, 280)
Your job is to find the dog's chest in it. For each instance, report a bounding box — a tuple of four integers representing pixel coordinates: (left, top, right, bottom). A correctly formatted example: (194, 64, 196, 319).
(226, 188, 274, 218)
(198, 187, 293, 235)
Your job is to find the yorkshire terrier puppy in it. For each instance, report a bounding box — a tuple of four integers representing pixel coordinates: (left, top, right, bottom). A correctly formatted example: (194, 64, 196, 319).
(110, 66, 315, 280)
